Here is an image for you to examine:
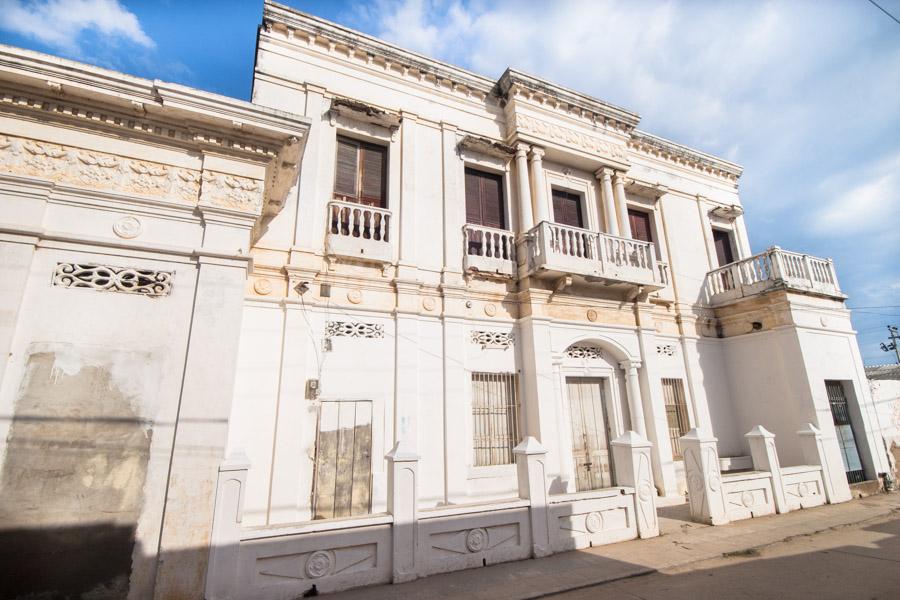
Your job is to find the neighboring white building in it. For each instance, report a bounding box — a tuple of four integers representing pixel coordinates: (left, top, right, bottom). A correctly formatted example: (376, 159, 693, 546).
(0, 2, 891, 598)
(866, 364, 900, 477)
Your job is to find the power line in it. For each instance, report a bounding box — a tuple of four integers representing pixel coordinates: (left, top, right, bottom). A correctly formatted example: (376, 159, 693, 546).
(847, 304, 900, 309)
(867, 0, 900, 25)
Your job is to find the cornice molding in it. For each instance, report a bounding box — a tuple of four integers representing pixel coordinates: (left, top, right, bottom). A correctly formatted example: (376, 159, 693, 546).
(629, 130, 743, 181)
(263, 1, 497, 100)
(457, 134, 516, 159)
(499, 69, 641, 134)
(0, 44, 310, 221)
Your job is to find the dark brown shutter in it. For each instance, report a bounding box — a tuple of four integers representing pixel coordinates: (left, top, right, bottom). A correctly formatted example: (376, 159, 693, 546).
(480, 172, 503, 229)
(713, 229, 735, 266)
(334, 137, 358, 199)
(628, 209, 653, 243)
(465, 169, 482, 224)
(360, 142, 386, 207)
(464, 168, 505, 229)
(552, 189, 583, 228)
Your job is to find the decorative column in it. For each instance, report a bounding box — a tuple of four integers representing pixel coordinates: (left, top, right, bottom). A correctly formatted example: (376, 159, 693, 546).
(745, 426, 788, 514)
(387, 440, 419, 583)
(611, 432, 659, 538)
(680, 428, 729, 525)
(620, 360, 646, 437)
(205, 452, 250, 600)
(514, 143, 534, 235)
(596, 168, 619, 236)
(441, 123, 464, 284)
(529, 147, 550, 224)
(514, 437, 552, 558)
(798, 423, 852, 504)
(613, 171, 632, 238)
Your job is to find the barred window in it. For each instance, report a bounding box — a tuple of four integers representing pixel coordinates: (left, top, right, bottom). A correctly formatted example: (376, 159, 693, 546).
(662, 378, 690, 459)
(471, 372, 521, 466)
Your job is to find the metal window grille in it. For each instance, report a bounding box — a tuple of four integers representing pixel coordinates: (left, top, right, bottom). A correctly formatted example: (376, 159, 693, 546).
(471, 372, 521, 466)
(662, 378, 690, 459)
(825, 380, 866, 484)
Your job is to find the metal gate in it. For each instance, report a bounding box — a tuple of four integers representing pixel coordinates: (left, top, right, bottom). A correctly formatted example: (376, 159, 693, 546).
(566, 377, 613, 491)
(825, 381, 865, 484)
(312, 400, 373, 519)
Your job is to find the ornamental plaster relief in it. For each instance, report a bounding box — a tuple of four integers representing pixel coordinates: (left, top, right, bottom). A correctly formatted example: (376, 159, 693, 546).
(199, 170, 264, 213)
(0, 134, 201, 203)
(510, 113, 628, 162)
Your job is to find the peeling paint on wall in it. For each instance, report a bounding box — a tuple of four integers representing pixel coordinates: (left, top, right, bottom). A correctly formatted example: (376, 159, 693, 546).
(0, 345, 159, 599)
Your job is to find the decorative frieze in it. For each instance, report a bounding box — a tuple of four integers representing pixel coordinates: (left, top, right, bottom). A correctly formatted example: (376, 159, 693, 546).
(52, 262, 173, 297)
(0, 134, 201, 203)
(470, 330, 515, 349)
(199, 170, 264, 213)
(565, 345, 604, 360)
(511, 113, 628, 161)
(325, 320, 384, 339)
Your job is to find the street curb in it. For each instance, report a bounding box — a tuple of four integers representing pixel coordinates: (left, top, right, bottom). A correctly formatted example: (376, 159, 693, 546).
(518, 498, 900, 599)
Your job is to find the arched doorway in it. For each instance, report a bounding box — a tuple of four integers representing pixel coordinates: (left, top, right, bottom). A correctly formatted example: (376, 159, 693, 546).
(558, 340, 630, 492)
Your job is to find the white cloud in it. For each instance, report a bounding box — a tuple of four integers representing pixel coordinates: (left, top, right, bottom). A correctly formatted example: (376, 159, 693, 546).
(0, 0, 154, 55)
(816, 152, 900, 235)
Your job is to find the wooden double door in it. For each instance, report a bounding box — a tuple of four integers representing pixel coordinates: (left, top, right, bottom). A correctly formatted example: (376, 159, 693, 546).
(566, 377, 614, 491)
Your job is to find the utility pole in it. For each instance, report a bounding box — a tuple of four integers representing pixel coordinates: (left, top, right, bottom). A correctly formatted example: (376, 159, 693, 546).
(880, 325, 900, 364)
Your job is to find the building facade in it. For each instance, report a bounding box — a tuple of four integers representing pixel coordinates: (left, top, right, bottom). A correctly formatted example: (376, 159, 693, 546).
(0, 2, 891, 598)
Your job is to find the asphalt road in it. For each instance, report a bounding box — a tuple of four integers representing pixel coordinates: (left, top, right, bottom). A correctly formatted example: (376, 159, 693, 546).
(548, 512, 900, 600)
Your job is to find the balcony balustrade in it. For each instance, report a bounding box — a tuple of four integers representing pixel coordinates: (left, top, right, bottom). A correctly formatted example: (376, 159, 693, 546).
(463, 224, 517, 277)
(523, 221, 667, 290)
(703, 246, 842, 306)
(325, 200, 392, 263)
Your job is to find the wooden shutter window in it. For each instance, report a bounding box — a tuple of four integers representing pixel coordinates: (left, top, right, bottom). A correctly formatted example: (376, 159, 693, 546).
(333, 136, 387, 208)
(552, 189, 584, 228)
(464, 168, 505, 229)
(713, 229, 735, 267)
(360, 143, 386, 207)
(628, 209, 653, 243)
(334, 138, 358, 199)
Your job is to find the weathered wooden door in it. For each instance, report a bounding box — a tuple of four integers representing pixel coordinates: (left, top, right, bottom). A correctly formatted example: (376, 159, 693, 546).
(566, 378, 613, 491)
(313, 400, 373, 519)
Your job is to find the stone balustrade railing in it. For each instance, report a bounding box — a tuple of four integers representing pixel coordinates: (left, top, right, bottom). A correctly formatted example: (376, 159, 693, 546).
(704, 246, 842, 306)
(463, 224, 517, 277)
(325, 200, 393, 262)
(525, 221, 666, 289)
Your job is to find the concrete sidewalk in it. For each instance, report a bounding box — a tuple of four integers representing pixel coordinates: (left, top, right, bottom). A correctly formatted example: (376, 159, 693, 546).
(328, 493, 900, 600)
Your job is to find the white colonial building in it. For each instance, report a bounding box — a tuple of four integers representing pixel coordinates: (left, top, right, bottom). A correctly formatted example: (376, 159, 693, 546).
(0, 2, 891, 599)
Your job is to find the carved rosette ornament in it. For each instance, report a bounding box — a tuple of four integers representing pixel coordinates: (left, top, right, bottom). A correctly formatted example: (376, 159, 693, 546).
(584, 511, 603, 533)
(113, 216, 142, 239)
(465, 528, 488, 553)
(305, 550, 334, 579)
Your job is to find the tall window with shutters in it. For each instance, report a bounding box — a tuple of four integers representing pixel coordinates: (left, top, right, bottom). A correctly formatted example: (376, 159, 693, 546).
(551, 188, 585, 228)
(628, 208, 654, 243)
(465, 168, 506, 255)
(333, 136, 387, 207)
(712, 228, 735, 267)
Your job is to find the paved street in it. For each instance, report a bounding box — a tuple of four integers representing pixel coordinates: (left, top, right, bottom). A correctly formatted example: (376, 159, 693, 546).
(551, 507, 900, 599)
(330, 493, 900, 600)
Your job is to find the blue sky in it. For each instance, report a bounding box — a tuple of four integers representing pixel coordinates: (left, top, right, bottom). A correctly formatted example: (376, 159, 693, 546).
(2, 0, 899, 364)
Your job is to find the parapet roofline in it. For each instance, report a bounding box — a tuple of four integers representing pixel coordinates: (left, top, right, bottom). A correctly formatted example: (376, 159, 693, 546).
(631, 130, 743, 178)
(263, 0, 497, 96)
(263, 1, 739, 177)
(498, 69, 640, 130)
(0, 43, 310, 143)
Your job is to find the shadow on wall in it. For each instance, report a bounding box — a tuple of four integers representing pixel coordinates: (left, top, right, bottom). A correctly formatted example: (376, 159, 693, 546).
(0, 350, 154, 599)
